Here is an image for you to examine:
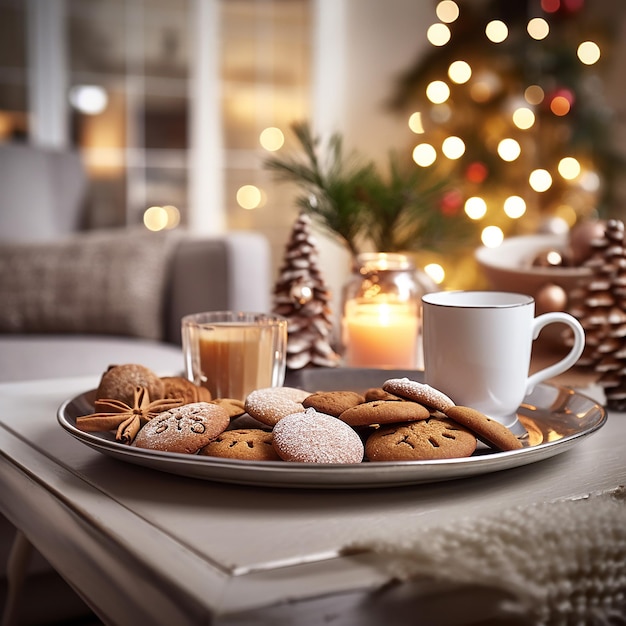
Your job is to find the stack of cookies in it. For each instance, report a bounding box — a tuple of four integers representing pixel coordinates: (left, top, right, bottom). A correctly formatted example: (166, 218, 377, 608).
(76, 365, 524, 464)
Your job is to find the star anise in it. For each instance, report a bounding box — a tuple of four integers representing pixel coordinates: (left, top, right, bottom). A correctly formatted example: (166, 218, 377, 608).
(76, 385, 184, 444)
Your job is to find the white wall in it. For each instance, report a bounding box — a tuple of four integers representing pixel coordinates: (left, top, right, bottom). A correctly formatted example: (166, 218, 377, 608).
(311, 0, 432, 329)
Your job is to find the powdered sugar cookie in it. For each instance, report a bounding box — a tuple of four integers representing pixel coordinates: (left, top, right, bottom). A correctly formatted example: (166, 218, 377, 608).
(134, 402, 229, 454)
(272, 408, 364, 464)
(383, 377, 454, 413)
(245, 386, 310, 426)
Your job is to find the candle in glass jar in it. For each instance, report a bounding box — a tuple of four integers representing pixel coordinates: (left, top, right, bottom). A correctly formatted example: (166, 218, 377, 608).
(343, 299, 418, 368)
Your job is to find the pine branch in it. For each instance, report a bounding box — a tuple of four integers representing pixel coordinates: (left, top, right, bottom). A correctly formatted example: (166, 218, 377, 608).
(265, 122, 474, 256)
(265, 122, 374, 257)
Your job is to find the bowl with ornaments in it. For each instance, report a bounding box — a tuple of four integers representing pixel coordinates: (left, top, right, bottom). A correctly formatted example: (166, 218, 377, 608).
(474, 221, 605, 315)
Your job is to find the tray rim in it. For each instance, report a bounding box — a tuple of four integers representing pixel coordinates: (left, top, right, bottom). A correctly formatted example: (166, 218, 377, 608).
(56, 379, 607, 489)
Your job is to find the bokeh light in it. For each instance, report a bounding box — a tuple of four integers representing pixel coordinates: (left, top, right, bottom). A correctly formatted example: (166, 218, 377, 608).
(424, 262, 446, 284)
(442, 136, 465, 159)
(426, 80, 451, 103)
(259, 127, 284, 151)
(143, 205, 180, 231)
(448, 60, 472, 84)
(436, 0, 459, 23)
(427, 23, 451, 46)
(236, 185, 264, 209)
(497, 138, 521, 162)
(481, 225, 504, 247)
(524, 85, 544, 105)
(464, 196, 487, 220)
(485, 20, 508, 43)
(408, 112, 425, 134)
(503, 196, 526, 219)
(529, 169, 553, 192)
(577, 41, 601, 65)
(512, 107, 535, 129)
(558, 157, 581, 180)
(413, 143, 437, 166)
(527, 18, 549, 40)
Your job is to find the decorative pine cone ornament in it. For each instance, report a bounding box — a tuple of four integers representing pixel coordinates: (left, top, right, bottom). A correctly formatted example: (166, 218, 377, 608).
(567, 219, 626, 410)
(272, 212, 341, 370)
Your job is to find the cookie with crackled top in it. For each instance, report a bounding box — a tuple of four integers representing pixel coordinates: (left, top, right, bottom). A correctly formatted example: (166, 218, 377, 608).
(365, 417, 476, 461)
(96, 363, 164, 406)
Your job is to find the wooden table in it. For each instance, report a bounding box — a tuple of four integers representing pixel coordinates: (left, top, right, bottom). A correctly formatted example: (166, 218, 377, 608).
(0, 374, 624, 625)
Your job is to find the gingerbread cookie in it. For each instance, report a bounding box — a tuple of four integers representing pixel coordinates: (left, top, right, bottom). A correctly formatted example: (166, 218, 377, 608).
(444, 406, 523, 451)
(244, 386, 310, 426)
(209, 397, 246, 418)
(200, 428, 281, 461)
(364, 387, 403, 402)
(365, 417, 476, 461)
(272, 408, 364, 464)
(302, 390, 365, 417)
(161, 376, 212, 403)
(382, 378, 454, 413)
(96, 364, 164, 406)
(339, 399, 430, 427)
(133, 402, 229, 454)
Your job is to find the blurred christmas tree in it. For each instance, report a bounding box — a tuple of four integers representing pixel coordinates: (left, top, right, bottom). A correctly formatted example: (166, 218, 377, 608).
(389, 0, 626, 288)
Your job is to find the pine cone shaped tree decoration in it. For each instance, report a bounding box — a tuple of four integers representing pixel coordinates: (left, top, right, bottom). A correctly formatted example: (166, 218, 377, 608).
(272, 212, 341, 370)
(567, 219, 626, 410)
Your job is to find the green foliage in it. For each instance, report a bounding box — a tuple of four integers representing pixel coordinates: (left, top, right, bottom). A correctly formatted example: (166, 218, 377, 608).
(264, 122, 477, 257)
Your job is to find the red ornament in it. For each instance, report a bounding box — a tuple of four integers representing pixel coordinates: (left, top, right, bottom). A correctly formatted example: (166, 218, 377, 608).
(440, 189, 463, 215)
(466, 162, 488, 184)
(561, 0, 584, 14)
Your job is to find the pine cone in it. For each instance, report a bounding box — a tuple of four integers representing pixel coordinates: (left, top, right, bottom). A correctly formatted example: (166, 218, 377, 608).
(272, 212, 340, 370)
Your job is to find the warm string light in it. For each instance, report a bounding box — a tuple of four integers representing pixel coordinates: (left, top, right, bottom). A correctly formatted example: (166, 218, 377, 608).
(143, 205, 180, 231)
(236, 126, 289, 211)
(408, 0, 603, 285)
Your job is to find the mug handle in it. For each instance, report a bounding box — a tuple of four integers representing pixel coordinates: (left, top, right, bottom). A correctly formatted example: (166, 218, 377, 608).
(526, 312, 585, 394)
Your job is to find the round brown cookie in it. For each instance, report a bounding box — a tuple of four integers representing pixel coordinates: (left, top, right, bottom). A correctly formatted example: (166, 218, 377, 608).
(96, 364, 164, 406)
(133, 402, 229, 454)
(365, 417, 477, 461)
(228, 413, 271, 430)
(339, 399, 430, 427)
(382, 378, 454, 413)
(302, 390, 365, 417)
(364, 387, 404, 402)
(444, 406, 524, 451)
(161, 376, 211, 404)
(244, 386, 310, 426)
(209, 397, 246, 418)
(272, 408, 364, 464)
(199, 428, 281, 461)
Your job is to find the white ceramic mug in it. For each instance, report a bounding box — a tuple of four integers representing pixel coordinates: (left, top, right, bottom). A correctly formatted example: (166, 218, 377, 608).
(422, 291, 585, 426)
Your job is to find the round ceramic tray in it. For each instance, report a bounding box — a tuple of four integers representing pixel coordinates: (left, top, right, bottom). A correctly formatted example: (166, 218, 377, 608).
(57, 374, 606, 489)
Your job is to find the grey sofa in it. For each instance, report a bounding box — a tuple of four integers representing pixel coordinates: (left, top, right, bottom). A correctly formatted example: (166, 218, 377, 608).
(0, 228, 272, 383)
(0, 228, 272, 626)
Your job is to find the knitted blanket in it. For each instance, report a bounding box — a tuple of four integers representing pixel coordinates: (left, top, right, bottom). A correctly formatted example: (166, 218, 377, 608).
(348, 487, 626, 625)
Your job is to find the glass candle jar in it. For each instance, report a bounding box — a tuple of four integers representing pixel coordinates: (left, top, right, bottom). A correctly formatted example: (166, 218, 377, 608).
(341, 252, 426, 369)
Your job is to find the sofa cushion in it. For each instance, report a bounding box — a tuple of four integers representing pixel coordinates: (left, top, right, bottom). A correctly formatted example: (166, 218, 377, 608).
(0, 228, 180, 341)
